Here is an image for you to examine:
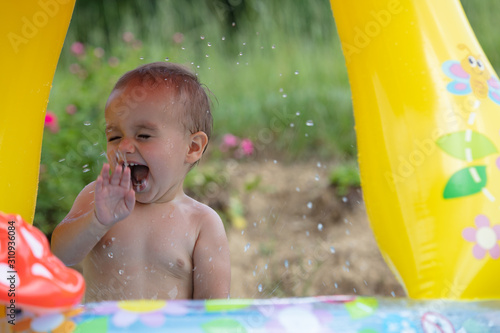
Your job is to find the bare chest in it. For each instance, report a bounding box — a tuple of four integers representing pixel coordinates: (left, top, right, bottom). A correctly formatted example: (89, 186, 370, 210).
(84, 209, 198, 301)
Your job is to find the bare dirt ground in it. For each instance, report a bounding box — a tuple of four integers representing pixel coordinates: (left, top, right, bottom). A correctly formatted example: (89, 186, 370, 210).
(197, 159, 406, 299)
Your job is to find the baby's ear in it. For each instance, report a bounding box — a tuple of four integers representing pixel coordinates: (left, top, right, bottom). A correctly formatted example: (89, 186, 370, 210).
(186, 131, 208, 164)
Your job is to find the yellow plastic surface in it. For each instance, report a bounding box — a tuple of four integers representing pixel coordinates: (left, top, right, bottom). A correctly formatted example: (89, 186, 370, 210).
(331, 0, 500, 299)
(0, 0, 76, 224)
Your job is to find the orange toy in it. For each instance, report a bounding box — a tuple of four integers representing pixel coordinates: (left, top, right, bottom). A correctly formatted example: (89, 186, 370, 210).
(0, 212, 85, 317)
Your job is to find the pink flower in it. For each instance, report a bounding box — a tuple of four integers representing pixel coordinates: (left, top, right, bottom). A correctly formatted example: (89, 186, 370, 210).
(70, 42, 85, 56)
(44, 111, 59, 133)
(223, 134, 239, 147)
(66, 104, 77, 115)
(220, 134, 239, 152)
(463, 214, 500, 259)
(240, 138, 254, 156)
(122, 32, 135, 43)
(173, 32, 184, 44)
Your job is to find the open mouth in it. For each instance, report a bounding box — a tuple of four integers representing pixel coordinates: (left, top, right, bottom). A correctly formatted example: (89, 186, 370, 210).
(127, 163, 149, 192)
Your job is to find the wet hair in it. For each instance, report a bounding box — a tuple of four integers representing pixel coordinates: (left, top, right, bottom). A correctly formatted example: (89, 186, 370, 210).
(113, 62, 213, 147)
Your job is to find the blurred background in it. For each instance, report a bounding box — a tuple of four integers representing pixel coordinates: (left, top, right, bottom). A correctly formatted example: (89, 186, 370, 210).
(36, 0, 500, 298)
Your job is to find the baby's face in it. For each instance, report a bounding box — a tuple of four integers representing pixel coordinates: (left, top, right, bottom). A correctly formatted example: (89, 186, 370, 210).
(104, 83, 191, 204)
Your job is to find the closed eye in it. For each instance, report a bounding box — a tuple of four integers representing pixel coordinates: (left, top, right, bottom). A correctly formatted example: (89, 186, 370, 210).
(138, 134, 151, 139)
(108, 136, 121, 142)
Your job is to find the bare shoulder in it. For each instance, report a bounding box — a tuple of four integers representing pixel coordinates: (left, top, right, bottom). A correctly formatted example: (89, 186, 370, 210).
(182, 196, 225, 233)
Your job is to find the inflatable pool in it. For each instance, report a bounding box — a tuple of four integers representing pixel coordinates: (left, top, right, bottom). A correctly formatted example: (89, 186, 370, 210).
(9, 297, 500, 332)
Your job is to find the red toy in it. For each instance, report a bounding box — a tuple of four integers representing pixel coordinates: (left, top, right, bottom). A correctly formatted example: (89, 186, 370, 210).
(0, 212, 85, 315)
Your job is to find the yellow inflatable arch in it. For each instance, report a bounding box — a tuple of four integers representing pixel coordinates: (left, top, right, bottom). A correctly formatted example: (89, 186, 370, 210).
(331, 0, 500, 299)
(1, 0, 500, 300)
(0, 0, 76, 224)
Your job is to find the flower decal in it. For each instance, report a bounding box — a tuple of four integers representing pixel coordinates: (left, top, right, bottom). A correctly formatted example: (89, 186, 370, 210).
(462, 214, 500, 259)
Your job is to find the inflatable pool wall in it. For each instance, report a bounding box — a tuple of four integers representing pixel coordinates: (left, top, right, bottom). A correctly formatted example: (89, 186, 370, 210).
(0, 0, 77, 224)
(330, 0, 500, 299)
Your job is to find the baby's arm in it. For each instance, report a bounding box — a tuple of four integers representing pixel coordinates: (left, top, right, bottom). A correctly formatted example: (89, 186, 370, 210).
(51, 163, 135, 265)
(192, 209, 231, 299)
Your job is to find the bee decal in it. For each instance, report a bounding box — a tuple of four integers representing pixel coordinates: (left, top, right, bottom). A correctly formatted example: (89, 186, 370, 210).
(442, 44, 500, 105)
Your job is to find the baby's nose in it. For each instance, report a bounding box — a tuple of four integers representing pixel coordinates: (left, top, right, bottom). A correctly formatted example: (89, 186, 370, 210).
(118, 138, 135, 154)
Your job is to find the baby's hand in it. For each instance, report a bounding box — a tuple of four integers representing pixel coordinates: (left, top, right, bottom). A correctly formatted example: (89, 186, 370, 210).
(94, 163, 135, 226)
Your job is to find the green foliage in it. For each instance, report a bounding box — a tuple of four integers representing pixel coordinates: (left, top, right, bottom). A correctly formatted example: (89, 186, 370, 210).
(329, 163, 361, 197)
(34, 0, 500, 234)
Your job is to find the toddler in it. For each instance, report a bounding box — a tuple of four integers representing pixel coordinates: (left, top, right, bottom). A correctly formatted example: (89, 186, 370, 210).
(51, 62, 230, 302)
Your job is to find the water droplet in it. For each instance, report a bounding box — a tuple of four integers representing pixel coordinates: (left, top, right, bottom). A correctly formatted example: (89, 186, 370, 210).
(273, 160, 277, 164)
(282, 94, 287, 98)
(294, 71, 299, 75)
(258, 284, 263, 292)
(264, 264, 268, 270)
(108, 252, 113, 258)
(139, 57, 144, 60)
(253, 271, 256, 276)
(334, 283, 338, 288)
(306, 120, 314, 126)
(244, 243, 250, 252)
(272, 44, 276, 49)
(317, 162, 322, 168)
(345, 229, 350, 235)
(318, 223, 323, 231)
(83, 168, 90, 173)
(342, 197, 348, 203)
(296, 111, 301, 116)
(118, 269, 124, 275)
(284, 260, 289, 268)
(83, 121, 91, 126)
(330, 246, 335, 253)
(239, 52, 243, 56)
(207, 42, 212, 47)
(102, 244, 106, 249)
(205, 54, 209, 58)
(290, 123, 294, 127)
(306, 231, 310, 236)
(307, 202, 313, 209)
(209, 257, 213, 262)
(200, 35, 205, 40)
(221, 36, 226, 41)
(165, 57, 169, 61)
(58, 158, 66, 162)
(232, 22, 236, 27)
(346, 260, 350, 266)
(315, 174, 319, 181)
(391, 291, 396, 297)
(296, 187, 300, 192)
